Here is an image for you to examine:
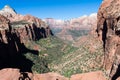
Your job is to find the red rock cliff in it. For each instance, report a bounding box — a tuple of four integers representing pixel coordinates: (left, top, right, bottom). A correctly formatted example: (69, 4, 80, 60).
(0, 6, 53, 72)
(0, 5, 53, 43)
(97, 0, 120, 79)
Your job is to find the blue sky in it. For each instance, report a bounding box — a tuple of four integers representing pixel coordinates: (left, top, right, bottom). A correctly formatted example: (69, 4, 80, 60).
(0, 0, 102, 20)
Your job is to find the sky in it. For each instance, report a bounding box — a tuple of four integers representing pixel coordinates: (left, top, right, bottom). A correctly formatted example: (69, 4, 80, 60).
(0, 0, 102, 20)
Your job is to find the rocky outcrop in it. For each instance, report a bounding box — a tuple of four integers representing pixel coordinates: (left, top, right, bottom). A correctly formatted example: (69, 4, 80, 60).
(0, 68, 20, 80)
(0, 68, 68, 80)
(0, 68, 106, 80)
(97, 0, 120, 79)
(0, 5, 17, 18)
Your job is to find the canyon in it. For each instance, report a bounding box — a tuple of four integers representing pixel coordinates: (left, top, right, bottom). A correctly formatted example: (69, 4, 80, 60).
(0, 5, 106, 80)
(1, 0, 120, 79)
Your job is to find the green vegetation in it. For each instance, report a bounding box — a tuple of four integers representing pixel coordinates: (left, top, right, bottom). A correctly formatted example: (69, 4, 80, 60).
(24, 53, 50, 73)
(63, 68, 82, 77)
(24, 36, 104, 77)
(24, 36, 77, 74)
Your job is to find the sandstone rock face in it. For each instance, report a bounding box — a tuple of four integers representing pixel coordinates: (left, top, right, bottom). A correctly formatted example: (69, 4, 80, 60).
(0, 68, 34, 80)
(0, 5, 52, 44)
(0, 18, 51, 44)
(97, 0, 120, 79)
(10, 14, 46, 27)
(0, 68, 68, 80)
(22, 15, 45, 27)
(0, 6, 53, 72)
(0, 68, 106, 80)
(0, 14, 10, 30)
(70, 71, 106, 80)
(0, 68, 20, 80)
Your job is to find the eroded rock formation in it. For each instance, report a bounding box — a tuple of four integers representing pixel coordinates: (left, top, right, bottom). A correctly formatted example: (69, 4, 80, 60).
(0, 5, 53, 72)
(97, 0, 120, 79)
(0, 5, 53, 43)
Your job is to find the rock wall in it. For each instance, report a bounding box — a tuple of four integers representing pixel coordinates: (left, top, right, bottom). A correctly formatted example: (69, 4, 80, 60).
(97, 0, 120, 79)
(0, 5, 53, 43)
(0, 9, 53, 72)
(0, 14, 52, 43)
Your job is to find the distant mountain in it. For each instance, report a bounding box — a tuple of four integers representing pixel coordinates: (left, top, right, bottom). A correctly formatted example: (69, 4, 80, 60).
(44, 13, 97, 29)
(43, 13, 97, 41)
